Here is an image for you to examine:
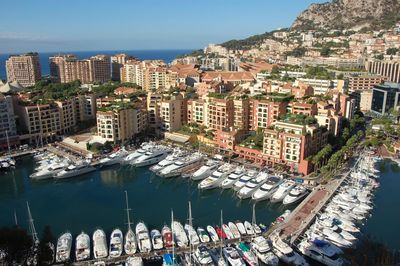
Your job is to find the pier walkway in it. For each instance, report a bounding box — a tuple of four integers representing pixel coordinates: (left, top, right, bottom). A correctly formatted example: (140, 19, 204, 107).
(273, 167, 352, 245)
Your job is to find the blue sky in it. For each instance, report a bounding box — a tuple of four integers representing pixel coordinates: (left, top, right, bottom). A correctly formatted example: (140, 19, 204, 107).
(0, 0, 327, 53)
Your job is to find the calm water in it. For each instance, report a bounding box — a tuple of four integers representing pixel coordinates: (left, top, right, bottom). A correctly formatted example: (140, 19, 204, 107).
(0, 49, 191, 80)
(0, 156, 288, 239)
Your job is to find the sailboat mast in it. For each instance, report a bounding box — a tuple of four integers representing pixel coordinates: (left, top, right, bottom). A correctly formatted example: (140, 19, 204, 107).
(14, 210, 18, 226)
(188, 201, 193, 265)
(252, 204, 256, 238)
(6, 130, 10, 155)
(171, 209, 175, 266)
(26, 202, 38, 244)
(125, 190, 132, 230)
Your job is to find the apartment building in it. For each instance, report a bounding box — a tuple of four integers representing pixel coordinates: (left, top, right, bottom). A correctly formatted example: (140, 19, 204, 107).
(75, 94, 97, 122)
(201, 71, 255, 85)
(96, 107, 147, 143)
(6, 53, 41, 87)
(233, 98, 250, 131)
(366, 60, 400, 83)
(359, 90, 373, 112)
(55, 100, 77, 134)
(206, 97, 234, 131)
(49, 54, 111, 84)
(287, 102, 317, 116)
(0, 94, 18, 149)
(111, 54, 131, 81)
(187, 99, 206, 125)
(371, 83, 400, 115)
(249, 100, 288, 130)
(196, 81, 234, 97)
(348, 74, 384, 93)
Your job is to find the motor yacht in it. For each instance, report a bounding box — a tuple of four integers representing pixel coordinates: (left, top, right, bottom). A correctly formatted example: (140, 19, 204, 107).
(220, 166, 246, 189)
(30, 162, 69, 180)
(232, 170, 258, 191)
(244, 221, 255, 235)
(75, 232, 90, 261)
(270, 232, 308, 266)
(109, 228, 123, 258)
(136, 222, 152, 253)
(206, 225, 219, 242)
(250, 236, 279, 266)
(162, 225, 174, 248)
(131, 147, 170, 167)
(150, 149, 185, 173)
(191, 159, 220, 181)
(122, 142, 154, 164)
(158, 153, 203, 178)
(283, 185, 309, 205)
(235, 221, 246, 236)
(252, 176, 283, 201)
(126, 256, 144, 266)
(270, 180, 295, 203)
(98, 148, 128, 167)
(93, 229, 108, 259)
(236, 242, 258, 266)
(172, 221, 189, 247)
(222, 224, 234, 240)
(55, 232, 72, 263)
(54, 162, 96, 179)
(297, 239, 344, 266)
(222, 246, 246, 266)
(197, 227, 210, 243)
(125, 228, 137, 255)
(194, 245, 213, 265)
(198, 163, 235, 190)
(151, 229, 164, 250)
(237, 172, 269, 199)
(184, 224, 200, 245)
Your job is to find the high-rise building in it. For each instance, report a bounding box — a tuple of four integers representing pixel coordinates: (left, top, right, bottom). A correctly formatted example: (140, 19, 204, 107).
(49, 54, 110, 84)
(371, 83, 400, 115)
(0, 94, 18, 149)
(6, 53, 41, 87)
(111, 54, 131, 81)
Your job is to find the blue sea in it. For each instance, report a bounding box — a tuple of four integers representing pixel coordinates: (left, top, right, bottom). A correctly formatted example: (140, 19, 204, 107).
(0, 49, 192, 80)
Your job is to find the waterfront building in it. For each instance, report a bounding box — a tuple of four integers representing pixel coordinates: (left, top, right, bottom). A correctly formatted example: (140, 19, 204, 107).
(89, 55, 111, 84)
(0, 94, 18, 149)
(111, 54, 131, 81)
(233, 98, 250, 131)
(371, 83, 400, 115)
(366, 60, 400, 83)
(187, 99, 206, 125)
(55, 99, 77, 134)
(249, 99, 287, 130)
(6, 53, 41, 87)
(96, 106, 147, 143)
(75, 94, 97, 122)
(205, 96, 234, 131)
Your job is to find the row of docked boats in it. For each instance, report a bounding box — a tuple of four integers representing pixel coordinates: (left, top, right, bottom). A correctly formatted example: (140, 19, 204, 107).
(293, 153, 381, 266)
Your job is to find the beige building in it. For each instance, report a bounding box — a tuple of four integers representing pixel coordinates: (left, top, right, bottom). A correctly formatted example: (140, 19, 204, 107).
(359, 90, 373, 112)
(111, 54, 131, 81)
(206, 97, 234, 131)
(50, 54, 110, 84)
(0, 94, 18, 149)
(96, 107, 147, 143)
(187, 99, 206, 125)
(6, 53, 41, 87)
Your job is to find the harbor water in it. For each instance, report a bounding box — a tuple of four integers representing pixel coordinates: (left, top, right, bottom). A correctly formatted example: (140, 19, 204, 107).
(0, 156, 289, 240)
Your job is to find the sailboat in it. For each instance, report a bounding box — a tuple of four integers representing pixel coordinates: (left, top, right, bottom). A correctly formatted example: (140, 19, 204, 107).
(124, 191, 137, 255)
(26, 202, 39, 265)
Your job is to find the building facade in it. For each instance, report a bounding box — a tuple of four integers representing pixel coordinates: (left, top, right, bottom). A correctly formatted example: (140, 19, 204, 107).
(371, 83, 400, 115)
(0, 94, 18, 149)
(6, 53, 41, 87)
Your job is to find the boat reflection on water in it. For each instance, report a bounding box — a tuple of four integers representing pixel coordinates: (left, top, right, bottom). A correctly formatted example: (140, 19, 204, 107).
(99, 166, 132, 186)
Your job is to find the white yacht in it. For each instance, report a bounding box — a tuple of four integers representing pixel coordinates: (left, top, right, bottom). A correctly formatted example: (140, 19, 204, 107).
(251, 236, 279, 266)
(223, 246, 246, 266)
(270, 233, 308, 266)
(237, 172, 269, 199)
(151, 229, 164, 250)
(93, 229, 108, 259)
(283, 185, 309, 205)
(236, 242, 258, 266)
(220, 166, 246, 189)
(298, 239, 344, 266)
(194, 245, 213, 265)
(55, 232, 72, 263)
(184, 224, 200, 245)
(197, 227, 210, 243)
(232, 170, 258, 191)
(109, 229, 123, 258)
(131, 147, 170, 167)
(75, 232, 90, 261)
(126, 256, 144, 266)
(172, 221, 189, 247)
(227, 222, 241, 239)
(123, 142, 154, 164)
(54, 162, 96, 179)
(136, 222, 152, 253)
(206, 225, 219, 242)
(235, 221, 247, 236)
(30, 162, 69, 180)
(125, 228, 137, 255)
(252, 176, 282, 201)
(244, 221, 255, 235)
(270, 180, 295, 203)
(222, 224, 234, 239)
(159, 153, 203, 178)
(198, 163, 235, 190)
(191, 159, 220, 181)
(98, 148, 128, 167)
(150, 148, 185, 172)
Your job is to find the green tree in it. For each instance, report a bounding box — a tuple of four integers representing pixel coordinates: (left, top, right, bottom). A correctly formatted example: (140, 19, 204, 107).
(320, 46, 332, 57)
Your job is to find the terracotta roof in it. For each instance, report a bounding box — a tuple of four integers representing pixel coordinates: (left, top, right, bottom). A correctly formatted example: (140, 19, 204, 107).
(201, 71, 255, 82)
(114, 87, 137, 95)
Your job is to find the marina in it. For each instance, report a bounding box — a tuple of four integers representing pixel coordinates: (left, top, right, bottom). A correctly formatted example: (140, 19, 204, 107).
(0, 142, 399, 265)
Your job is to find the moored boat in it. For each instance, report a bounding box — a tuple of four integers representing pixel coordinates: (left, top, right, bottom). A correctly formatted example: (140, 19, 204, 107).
(55, 232, 72, 263)
(75, 232, 90, 261)
(93, 229, 108, 259)
(109, 228, 123, 258)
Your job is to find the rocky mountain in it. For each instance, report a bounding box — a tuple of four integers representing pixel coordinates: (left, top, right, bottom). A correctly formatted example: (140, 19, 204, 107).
(292, 0, 400, 31)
